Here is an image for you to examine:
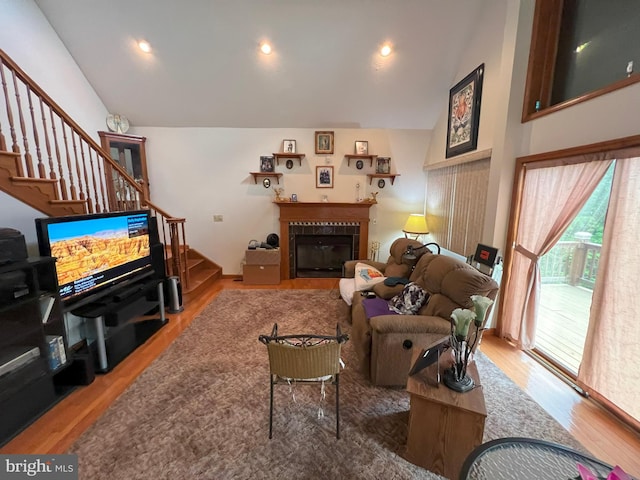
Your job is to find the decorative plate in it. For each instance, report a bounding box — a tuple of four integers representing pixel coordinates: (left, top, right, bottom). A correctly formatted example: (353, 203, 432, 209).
(286, 159, 294, 169)
(356, 160, 364, 170)
(378, 179, 386, 188)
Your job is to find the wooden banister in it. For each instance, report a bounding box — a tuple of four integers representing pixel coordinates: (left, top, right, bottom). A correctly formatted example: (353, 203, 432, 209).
(0, 48, 191, 289)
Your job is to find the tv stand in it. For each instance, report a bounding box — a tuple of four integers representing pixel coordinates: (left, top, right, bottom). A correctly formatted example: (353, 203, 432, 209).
(70, 278, 167, 372)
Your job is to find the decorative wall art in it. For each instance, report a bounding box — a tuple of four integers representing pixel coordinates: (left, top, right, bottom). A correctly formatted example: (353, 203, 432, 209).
(316, 166, 334, 188)
(376, 157, 391, 174)
(283, 139, 296, 153)
(260, 155, 275, 172)
(355, 140, 368, 155)
(446, 63, 484, 158)
(315, 131, 334, 154)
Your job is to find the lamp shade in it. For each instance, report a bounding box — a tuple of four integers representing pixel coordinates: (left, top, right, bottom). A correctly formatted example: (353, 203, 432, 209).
(402, 214, 429, 235)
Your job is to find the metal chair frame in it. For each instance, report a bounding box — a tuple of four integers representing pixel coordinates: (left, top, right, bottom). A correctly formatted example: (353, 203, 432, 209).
(259, 323, 349, 439)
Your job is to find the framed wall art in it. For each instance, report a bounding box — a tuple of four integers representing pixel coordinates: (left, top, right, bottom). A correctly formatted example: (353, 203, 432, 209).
(260, 155, 275, 172)
(315, 131, 334, 154)
(445, 63, 484, 158)
(316, 166, 334, 188)
(355, 140, 368, 155)
(283, 139, 296, 153)
(376, 157, 391, 174)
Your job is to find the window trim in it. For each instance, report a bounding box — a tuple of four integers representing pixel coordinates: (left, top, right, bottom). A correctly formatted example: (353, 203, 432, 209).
(522, 0, 640, 122)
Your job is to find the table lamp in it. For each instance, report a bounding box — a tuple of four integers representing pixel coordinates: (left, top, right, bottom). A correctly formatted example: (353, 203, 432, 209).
(402, 214, 429, 240)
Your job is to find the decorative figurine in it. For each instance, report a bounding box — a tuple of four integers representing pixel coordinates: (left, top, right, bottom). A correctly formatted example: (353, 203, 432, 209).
(274, 188, 284, 201)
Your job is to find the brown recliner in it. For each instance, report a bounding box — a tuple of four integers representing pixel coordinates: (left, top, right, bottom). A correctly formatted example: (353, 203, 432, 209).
(345, 248, 499, 387)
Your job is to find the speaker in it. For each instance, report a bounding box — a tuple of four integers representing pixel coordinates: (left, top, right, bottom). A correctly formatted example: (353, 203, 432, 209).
(150, 243, 166, 280)
(148, 215, 161, 245)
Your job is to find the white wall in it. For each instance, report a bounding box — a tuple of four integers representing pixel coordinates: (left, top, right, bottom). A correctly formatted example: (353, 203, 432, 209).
(424, 0, 508, 169)
(133, 126, 430, 274)
(0, 0, 109, 249)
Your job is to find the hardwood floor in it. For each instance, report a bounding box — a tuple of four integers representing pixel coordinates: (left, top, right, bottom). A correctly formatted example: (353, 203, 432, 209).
(2, 278, 639, 478)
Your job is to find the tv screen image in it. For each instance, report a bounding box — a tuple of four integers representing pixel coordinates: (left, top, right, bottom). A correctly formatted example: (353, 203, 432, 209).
(36, 210, 153, 304)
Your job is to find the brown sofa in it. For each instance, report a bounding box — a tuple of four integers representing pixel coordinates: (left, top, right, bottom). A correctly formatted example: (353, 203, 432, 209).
(343, 240, 499, 387)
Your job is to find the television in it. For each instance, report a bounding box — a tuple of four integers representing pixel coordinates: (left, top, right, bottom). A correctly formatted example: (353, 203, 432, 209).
(35, 210, 154, 306)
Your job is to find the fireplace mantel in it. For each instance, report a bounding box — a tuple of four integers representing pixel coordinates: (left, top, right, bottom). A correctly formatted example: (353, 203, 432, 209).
(275, 201, 374, 279)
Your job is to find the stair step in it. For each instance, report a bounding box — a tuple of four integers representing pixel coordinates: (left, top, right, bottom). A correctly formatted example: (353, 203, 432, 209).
(183, 267, 222, 302)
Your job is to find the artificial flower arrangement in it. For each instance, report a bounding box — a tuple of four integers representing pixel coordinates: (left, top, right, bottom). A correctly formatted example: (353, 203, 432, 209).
(444, 295, 494, 392)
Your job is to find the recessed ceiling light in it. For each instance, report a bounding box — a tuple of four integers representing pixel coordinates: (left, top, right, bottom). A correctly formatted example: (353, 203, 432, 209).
(260, 42, 272, 55)
(380, 44, 392, 57)
(138, 40, 152, 53)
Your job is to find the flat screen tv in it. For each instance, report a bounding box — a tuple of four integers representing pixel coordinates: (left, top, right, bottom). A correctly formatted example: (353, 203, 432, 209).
(35, 210, 153, 305)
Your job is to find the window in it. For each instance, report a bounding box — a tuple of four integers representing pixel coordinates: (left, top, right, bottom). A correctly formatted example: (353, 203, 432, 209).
(522, 0, 640, 121)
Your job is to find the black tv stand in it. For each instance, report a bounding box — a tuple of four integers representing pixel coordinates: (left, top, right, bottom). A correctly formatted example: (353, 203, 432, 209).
(69, 278, 167, 373)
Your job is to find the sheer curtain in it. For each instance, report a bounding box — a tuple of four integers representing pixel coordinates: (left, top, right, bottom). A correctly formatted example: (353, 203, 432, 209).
(500, 159, 612, 348)
(578, 157, 640, 424)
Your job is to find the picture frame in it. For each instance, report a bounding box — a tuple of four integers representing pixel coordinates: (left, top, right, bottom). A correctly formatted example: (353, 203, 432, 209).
(376, 157, 390, 174)
(316, 166, 334, 188)
(315, 131, 334, 154)
(283, 139, 296, 153)
(260, 155, 275, 172)
(446, 63, 484, 158)
(355, 140, 368, 155)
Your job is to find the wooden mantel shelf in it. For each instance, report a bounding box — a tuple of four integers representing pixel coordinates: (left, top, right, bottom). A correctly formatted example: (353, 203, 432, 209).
(273, 153, 306, 166)
(275, 201, 375, 279)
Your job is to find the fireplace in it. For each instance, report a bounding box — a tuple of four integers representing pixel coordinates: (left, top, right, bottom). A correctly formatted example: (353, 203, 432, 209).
(275, 201, 374, 279)
(294, 233, 355, 278)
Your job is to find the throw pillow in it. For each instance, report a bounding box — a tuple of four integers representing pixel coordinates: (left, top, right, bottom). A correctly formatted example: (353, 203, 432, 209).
(354, 262, 386, 291)
(389, 282, 430, 314)
(338, 278, 357, 306)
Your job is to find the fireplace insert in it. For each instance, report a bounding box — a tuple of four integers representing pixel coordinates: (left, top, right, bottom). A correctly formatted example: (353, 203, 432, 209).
(295, 235, 353, 278)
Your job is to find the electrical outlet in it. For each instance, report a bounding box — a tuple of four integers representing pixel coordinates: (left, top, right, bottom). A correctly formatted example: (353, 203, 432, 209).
(213, 215, 223, 222)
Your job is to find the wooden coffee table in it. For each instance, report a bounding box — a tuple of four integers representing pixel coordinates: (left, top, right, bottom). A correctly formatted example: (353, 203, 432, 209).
(404, 351, 487, 479)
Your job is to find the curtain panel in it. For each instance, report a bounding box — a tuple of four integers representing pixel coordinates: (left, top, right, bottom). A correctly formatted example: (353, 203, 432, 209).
(578, 157, 640, 424)
(499, 159, 612, 349)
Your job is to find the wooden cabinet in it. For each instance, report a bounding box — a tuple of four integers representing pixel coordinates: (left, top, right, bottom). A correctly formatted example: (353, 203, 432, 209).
(404, 357, 486, 479)
(99, 131, 150, 201)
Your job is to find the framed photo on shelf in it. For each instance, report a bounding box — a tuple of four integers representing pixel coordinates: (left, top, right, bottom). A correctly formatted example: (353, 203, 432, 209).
(355, 140, 368, 155)
(260, 155, 275, 172)
(376, 157, 391, 174)
(446, 63, 484, 158)
(316, 166, 334, 188)
(315, 131, 334, 154)
(283, 139, 296, 153)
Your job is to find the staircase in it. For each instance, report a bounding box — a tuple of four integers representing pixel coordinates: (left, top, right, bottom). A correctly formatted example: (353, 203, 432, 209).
(0, 48, 221, 302)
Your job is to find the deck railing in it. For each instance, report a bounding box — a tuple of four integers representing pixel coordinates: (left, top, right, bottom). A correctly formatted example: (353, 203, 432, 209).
(539, 240, 601, 289)
(0, 48, 189, 289)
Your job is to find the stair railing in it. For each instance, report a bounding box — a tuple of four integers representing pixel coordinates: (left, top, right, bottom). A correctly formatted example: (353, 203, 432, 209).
(0, 49, 189, 288)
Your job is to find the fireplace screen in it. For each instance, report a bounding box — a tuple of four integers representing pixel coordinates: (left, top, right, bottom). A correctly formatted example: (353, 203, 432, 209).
(295, 235, 353, 278)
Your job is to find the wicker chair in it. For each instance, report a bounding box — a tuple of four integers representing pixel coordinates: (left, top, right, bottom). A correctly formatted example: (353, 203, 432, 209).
(258, 323, 349, 439)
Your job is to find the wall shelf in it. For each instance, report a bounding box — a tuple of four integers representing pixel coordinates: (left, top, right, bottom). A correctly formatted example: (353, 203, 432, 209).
(367, 173, 400, 185)
(273, 153, 305, 166)
(344, 154, 377, 167)
(250, 172, 283, 184)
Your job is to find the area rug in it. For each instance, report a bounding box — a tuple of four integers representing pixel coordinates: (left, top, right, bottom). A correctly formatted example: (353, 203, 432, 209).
(68, 290, 583, 479)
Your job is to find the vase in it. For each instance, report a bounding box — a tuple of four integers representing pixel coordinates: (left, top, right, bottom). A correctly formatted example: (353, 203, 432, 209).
(443, 340, 475, 393)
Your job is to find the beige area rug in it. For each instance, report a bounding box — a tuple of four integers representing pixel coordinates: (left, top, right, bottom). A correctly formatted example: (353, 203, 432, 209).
(68, 290, 582, 479)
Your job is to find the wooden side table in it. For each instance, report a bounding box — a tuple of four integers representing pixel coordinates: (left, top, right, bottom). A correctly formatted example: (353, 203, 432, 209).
(404, 352, 487, 479)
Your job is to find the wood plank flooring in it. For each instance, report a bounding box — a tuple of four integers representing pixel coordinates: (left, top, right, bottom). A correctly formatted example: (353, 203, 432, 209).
(2, 278, 639, 478)
(537, 283, 592, 373)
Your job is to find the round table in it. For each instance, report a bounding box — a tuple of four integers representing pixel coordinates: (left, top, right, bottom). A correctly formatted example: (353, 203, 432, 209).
(459, 437, 620, 480)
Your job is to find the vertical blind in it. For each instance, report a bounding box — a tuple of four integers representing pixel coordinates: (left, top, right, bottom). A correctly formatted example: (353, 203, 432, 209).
(426, 158, 490, 257)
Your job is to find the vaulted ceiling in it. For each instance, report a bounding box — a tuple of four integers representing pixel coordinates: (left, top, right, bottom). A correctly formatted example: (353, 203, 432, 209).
(35, 0, 487, 130)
